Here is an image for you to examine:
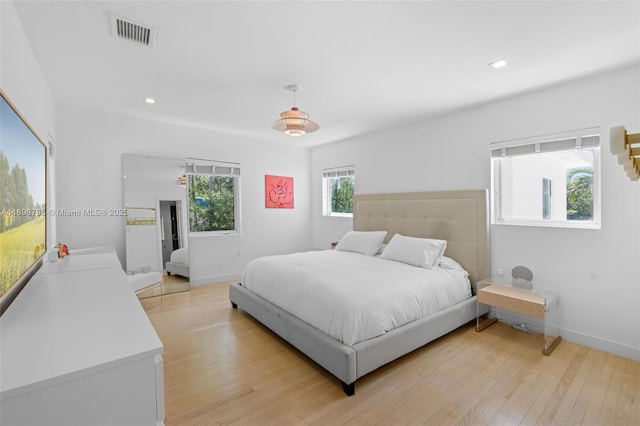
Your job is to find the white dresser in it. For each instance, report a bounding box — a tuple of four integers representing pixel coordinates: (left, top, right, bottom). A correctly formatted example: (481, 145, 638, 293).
(0, 252, 165, 425)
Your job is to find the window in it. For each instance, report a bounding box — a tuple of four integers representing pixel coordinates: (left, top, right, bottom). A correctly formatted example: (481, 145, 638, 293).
(322, 165, 355, 217)
(491, 127, 600, 228)
(186, 159, 241, 234)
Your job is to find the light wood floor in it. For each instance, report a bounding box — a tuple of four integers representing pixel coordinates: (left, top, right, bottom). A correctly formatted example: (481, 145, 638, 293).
(142, 282, 639, 426)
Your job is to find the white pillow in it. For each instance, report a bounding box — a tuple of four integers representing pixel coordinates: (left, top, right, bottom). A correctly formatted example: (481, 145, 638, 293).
(334, 231, 388, 256)
(380, 234, 447, 269)
(439, 256, 465, 271)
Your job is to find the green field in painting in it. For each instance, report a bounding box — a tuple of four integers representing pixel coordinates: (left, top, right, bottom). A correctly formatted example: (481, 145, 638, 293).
(0, 216, 45, 296)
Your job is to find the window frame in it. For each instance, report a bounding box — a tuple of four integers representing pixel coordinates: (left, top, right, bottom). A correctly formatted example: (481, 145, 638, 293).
(322, 165, 355, 218)
(186, 159, 242, 237)
(491, 128, 601, 229)
(542, 177, 552, 220)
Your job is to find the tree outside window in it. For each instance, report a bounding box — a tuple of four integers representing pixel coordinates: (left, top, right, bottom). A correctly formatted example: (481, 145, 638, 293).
(330, 176, 354, 214)
(323, 166, 355, 216)
(189, 175, 235, 232)
(566, 167, 593, 220)
(186, 159, 241, 234)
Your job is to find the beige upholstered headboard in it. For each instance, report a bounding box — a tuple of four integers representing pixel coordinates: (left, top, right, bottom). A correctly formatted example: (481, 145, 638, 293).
(353, 190, 490, 291)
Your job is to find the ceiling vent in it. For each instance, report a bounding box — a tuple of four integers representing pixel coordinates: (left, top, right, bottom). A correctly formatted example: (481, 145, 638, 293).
(111, 15, 157, 47)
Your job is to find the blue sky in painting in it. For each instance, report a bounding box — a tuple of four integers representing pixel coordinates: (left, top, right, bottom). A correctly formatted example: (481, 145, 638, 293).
(1, 95, 46, 205)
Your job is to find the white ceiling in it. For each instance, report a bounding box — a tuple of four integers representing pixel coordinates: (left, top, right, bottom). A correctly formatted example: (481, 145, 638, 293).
(12, 1, 640, 147)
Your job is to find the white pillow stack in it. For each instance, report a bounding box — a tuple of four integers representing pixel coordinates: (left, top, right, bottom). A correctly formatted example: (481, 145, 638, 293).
(380, 234, 447, 269)
(334, 231, 388, 256)
(438, 256, 465, 271)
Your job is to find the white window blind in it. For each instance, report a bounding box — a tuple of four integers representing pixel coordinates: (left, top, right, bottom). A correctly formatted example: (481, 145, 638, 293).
(322, 165, 355, 177)
(186, 159, 240, 176)
(490, 127, 600, 158)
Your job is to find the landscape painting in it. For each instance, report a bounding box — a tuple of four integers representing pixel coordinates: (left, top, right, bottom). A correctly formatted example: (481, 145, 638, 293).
(0, 91, 47, 307)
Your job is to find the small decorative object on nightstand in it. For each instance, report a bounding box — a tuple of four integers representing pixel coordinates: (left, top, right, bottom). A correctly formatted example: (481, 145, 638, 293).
(476, 266, 561, 355)
(331, 241, 338, 250)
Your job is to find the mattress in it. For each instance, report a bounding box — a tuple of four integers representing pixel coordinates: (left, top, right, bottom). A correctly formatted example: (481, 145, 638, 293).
(169, 247, 188, 265)
(242, 250, 471, 346)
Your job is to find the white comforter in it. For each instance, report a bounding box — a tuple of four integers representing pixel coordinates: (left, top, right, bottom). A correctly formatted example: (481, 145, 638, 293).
(242, 250, 471, 346)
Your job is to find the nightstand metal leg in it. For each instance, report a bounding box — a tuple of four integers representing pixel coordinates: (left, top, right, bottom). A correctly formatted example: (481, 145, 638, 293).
(542, 300, 561, 355)
(476, 300, 497, 331)
(543, 335, 562, 355)
(476, 316, 497, 332)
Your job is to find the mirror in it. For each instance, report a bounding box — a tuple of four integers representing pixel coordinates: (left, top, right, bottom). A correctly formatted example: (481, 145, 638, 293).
(123, 154, 190, 298)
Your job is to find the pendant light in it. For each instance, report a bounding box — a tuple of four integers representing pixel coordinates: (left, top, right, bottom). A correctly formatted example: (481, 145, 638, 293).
(271, 85, 319, 136)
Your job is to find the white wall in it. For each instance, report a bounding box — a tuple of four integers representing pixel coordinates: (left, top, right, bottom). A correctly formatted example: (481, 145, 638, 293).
(55, 105, 312, 285)
(1, 0, 56, 245)
(311, 65, 640, 361)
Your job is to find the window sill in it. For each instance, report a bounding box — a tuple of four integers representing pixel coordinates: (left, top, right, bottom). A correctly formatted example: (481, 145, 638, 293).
(189, 230, 242, 237)
(492, 220, 600, 230)
(323, 213, 353, 218)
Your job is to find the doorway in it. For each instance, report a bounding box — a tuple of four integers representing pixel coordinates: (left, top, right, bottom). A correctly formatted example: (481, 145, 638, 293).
(159, 200, 180, 268)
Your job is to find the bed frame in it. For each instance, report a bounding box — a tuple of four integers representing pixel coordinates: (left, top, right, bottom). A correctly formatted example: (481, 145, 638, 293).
(229, 189, 489, 395)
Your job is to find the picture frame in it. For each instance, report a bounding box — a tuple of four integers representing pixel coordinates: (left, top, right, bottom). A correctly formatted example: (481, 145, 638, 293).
(265, 175, 294, 209)
(0, 90, 48, 314)
(126, 207, 157, 225)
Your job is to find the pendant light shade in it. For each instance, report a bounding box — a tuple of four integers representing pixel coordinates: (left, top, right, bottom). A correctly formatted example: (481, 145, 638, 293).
(272, 85, 319, 136)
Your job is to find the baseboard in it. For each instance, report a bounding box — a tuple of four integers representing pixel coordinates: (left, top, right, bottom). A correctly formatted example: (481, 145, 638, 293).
(190, 272, 243, 287)
(559, 327, 640, 362)
(494, 309, 640, 362)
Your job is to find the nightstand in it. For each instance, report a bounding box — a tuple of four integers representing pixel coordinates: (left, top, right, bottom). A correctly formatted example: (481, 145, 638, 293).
(476, 277, 561, 355)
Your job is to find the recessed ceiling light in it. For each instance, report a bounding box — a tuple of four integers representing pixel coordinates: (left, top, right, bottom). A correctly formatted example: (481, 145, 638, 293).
(489, 58, 508, 69)
(144, 97, 156, 104)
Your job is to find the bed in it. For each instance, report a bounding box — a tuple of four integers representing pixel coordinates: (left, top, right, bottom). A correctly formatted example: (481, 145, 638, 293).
(165, 247, 189, 278)
(229, 190, 489, 395)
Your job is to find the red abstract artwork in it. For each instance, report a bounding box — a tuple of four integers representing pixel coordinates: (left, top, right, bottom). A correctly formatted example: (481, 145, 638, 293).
(265, 175, 294, 209)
